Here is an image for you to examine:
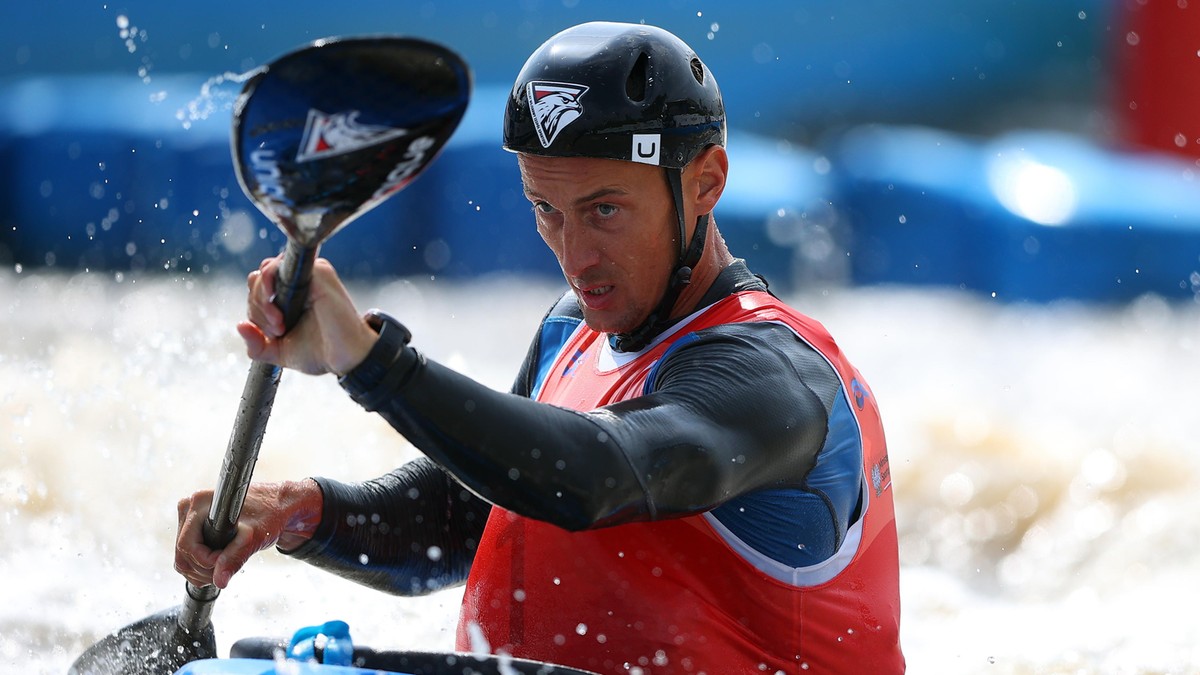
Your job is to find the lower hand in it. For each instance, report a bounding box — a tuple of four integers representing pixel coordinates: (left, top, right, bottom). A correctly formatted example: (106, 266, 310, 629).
(174, 480, 323, 589)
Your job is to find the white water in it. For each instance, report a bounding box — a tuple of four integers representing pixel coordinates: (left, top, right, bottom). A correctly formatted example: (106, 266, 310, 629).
(2, 269, 1198, 674)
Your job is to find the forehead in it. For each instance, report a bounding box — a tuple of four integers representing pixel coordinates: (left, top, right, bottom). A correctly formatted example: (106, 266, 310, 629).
(517, 153, 659, 197)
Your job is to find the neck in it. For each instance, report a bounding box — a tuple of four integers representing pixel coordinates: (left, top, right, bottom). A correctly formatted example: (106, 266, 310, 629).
(608, 218, 730, 353)
(668, 218, 733, 320)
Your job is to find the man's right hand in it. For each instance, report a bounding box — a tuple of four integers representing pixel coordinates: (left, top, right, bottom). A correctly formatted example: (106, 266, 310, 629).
(174, 479, 323, 589)
(239, 255, 379, 377)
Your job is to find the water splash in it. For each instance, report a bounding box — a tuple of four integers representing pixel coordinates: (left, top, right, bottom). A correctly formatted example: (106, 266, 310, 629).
(175, 70, 258, 130)
(115, 15, 153, 84)
(464, 620, 491, 655)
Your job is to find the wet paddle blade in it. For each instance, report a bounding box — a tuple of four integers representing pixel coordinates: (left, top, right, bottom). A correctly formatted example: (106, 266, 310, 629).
(69, 606, 216, 675)
(232, 35, 472, 246)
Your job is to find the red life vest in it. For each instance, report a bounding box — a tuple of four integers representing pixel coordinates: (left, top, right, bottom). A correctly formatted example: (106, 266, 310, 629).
(457, 291, 904, 674)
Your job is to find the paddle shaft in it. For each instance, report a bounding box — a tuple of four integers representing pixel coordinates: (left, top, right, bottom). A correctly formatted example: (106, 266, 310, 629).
(179, 239, 317, 634)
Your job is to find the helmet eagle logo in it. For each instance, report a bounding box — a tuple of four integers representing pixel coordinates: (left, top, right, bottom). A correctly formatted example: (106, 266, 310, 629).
(526, 81, 589, 148)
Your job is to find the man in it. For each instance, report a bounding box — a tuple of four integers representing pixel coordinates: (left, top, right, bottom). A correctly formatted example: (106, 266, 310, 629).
(176, 21, 905, 674)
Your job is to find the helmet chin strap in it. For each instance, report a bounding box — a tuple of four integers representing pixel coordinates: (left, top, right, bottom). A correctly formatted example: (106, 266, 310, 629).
(611, 167, 708, 352)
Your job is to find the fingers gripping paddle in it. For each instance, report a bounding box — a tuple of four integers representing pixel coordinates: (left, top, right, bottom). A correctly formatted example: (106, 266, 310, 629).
(71, 36, 470, 675)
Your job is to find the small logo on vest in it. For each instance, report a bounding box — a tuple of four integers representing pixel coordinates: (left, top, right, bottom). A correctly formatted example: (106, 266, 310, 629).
(562, 348, 586, 377)
(871, 456, 892, 497)
(296, 109, 409, 162)
(851, 378, 869, 410)
(527, 81, 589, 148)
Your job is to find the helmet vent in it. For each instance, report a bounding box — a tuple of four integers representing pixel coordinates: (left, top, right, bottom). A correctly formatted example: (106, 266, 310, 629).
(626, 52, 649, 102)
(690, 57, 704, 85)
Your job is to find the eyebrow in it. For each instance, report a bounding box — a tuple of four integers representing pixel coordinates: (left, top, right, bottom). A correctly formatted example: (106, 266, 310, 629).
(523, 186, 631, 208)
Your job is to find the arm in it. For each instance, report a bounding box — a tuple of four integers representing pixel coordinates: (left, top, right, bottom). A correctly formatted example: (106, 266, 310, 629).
(219, 258, 836, 584)
(342, 319, 839, 531)
(177, 259, 498, 595)
(283, 457, 491, 595)
(273, 297, 568, 594)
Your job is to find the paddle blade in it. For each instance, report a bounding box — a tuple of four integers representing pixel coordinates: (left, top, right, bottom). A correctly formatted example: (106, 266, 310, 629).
(70, 606, 216, 675)
(232, 36, 472, 246)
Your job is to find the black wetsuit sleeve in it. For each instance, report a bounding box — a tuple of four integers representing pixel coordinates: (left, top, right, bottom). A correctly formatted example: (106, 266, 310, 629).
(278, 305, 562, 595)
(282, 456, 491, 595)
(340, 320, 839, 532)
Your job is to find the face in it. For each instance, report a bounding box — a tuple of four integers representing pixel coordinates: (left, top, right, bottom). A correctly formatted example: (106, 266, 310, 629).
(519, 153, 678, 335)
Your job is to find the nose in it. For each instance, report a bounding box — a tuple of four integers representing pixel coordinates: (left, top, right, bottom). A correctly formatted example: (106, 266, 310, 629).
(556, 217, 602, 280)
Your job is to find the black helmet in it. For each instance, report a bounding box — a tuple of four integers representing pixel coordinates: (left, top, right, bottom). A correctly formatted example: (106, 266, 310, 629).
(503, 22, 725, 169)
(506, 22, 725, 352)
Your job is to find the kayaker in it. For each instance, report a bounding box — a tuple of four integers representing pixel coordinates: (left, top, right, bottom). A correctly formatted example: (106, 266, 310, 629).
(175, 21, 905, 674)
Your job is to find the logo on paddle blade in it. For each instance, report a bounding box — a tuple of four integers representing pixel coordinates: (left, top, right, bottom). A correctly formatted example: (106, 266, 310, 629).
(296, 109, 409, 162)
(370, 135, 437, 202)
(526, 81, 589, 148)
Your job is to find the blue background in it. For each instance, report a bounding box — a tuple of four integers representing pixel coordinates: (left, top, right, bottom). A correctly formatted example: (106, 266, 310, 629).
(2, 1, 1198, 302)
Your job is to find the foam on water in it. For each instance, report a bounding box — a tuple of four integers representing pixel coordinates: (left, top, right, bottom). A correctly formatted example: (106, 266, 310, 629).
(2, 270, 1198, 674)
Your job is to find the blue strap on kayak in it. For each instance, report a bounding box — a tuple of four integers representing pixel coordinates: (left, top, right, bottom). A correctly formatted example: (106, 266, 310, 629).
(287, 620, 354, 666)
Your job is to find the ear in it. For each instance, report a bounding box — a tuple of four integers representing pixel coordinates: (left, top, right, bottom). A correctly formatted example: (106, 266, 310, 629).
(688, 145, 728, 216)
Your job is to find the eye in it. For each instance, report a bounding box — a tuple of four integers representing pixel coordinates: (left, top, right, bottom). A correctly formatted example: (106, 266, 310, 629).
(595, 203, 618, 217)
(533, 201, 558, 215)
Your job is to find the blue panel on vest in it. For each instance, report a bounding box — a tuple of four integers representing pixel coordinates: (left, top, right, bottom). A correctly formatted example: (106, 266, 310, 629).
(530, 313, 583, 401)
(710, 389, 863, 567)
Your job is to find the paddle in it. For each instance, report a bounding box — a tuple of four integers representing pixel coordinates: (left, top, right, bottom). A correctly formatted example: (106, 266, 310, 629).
(71, 35, 471, 674)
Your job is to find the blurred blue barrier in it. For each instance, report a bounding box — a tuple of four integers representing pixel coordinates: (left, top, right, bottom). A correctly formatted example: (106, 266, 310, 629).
(720, 132, 843, 290)
(831, 125, 1200, 302)
(0, 75, 262, 272)
(0, 78, 819, 289)
(7, 76, 1196, 303)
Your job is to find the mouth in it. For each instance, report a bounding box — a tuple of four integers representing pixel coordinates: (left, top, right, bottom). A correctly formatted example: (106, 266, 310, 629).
(574, 283, 615, 310)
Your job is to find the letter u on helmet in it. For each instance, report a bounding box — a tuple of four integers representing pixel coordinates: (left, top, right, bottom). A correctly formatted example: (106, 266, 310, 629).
(503, 22, 726, 169)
